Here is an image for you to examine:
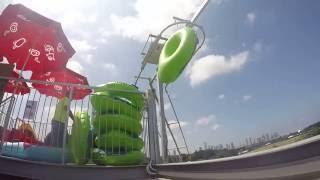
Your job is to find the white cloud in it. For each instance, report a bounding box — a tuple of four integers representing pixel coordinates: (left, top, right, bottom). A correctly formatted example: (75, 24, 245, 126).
(83, 54, 93, 64)
(102, 63, 118, 75)
(168, 120, 189, 129)
(66, 60, 83, 73)
(218, 94, 225, 100)
(70, 39, 96, 52)
(10, 0, 102, 40)
(187, 51, 250, 87)
(196, 114, 216, 126)
(96, 28, 115, 44)
(101, 63, 118, 77)
(242, 95, 252, 101)
(195, 114, 221, 131)
(211, 124, 221, 131)
(11, 1, 98, 22)
(103, 63, 117, 71)
(247, 12, 256, 25)
(110, 0, 204, 41)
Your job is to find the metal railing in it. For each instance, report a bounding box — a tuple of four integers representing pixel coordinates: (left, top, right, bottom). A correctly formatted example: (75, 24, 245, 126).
(0, 76, 149, 165)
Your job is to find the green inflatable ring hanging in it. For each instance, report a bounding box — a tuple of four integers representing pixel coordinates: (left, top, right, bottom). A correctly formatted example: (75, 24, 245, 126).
(158, 27, 197, 83)
(91, 92, 142, 120)
(95, 131, 144, 151)
(92, 149, 144, 166)
(94, 82, 144, 111)
(93, 114, 142, 136)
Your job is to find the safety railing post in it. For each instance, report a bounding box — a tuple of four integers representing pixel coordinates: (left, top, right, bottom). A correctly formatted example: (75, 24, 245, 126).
(0, 96, 15, 154)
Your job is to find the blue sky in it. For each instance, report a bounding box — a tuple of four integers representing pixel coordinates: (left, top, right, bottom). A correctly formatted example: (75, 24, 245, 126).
(1, 0, 320, 151)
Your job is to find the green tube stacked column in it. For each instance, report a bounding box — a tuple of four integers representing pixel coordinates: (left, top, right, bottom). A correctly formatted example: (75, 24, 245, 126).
(70, 112, 91, 164)
(90, 82, 145, 166)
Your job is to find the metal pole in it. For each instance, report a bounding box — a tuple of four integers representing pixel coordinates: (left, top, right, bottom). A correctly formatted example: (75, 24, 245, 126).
(134, 0, 209, 164)
(165, 86, 190, 156)
(147, 89, 161, 164)
(190, 0, 210, 23)
(0, 76, 144, 94)
(157, 77, 168, 163)
(62, 87, 73, 164)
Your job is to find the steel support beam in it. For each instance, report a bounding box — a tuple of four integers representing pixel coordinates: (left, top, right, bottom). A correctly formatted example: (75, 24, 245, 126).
(157, 79, 168, 163)
(146, 89, 161, 164)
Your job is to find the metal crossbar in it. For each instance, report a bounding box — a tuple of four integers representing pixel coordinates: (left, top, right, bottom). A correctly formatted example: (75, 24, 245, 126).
(0, 76, 144, 94)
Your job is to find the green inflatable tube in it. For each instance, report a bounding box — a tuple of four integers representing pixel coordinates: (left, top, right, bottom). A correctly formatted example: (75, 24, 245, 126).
(92, 149, 144, 166)
(158, 27, 197, 83)
(93, 114, 142, 136)
(91, 92, 142, 120)
(94, 82, 144, 111)
(70, 112, 90, 165)
(95, 131, 143, 151)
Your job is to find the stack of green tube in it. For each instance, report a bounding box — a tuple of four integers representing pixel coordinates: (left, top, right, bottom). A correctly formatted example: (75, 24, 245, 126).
(90, 82, 145, 166)
(69, 112, 91, 165)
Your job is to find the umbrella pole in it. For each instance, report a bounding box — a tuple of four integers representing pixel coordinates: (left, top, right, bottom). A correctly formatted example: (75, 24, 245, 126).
(18, 57, 29, 79)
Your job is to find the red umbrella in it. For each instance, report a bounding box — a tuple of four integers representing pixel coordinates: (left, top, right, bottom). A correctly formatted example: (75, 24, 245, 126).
(4, 71, 30, 95)
(0, 4, 75, 73)
(31, 68, 92, 100)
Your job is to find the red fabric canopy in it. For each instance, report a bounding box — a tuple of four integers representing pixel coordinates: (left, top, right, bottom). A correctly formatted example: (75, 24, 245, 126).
(0, 4, 75, 73)
(4, 71, 30, 95)
(31, 68, 92, 100)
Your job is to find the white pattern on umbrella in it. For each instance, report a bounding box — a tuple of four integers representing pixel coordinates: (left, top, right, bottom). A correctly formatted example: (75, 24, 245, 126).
(12, 37, 27, 49)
